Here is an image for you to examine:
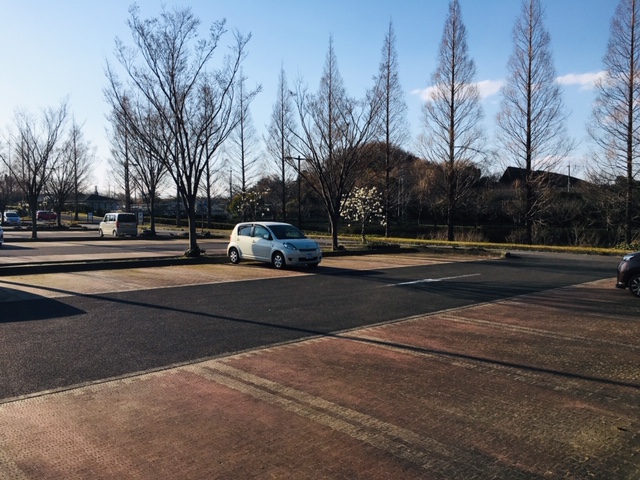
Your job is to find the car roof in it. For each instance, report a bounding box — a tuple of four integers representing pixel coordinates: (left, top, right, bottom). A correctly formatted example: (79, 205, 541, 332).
(236, 221, 295, 227)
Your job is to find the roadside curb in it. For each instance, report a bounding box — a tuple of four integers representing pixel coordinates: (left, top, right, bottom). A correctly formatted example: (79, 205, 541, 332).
(0, 249, 406, 276)
(0, 245, 503, 277)
(0, 255, 228, 276)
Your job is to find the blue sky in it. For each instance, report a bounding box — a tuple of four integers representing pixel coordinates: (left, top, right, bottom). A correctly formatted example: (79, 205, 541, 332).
(0, 0, 618, 193)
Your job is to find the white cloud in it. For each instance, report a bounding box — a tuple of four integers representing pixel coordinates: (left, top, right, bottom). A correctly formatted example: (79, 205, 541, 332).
(411, 86, 437, 102)
(412, 79, 504, 102)
(475, 79, 504, 99)
(556, 71, 606, 90)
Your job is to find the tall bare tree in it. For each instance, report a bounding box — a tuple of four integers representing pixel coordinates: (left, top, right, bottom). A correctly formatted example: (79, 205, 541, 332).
(46, 120, 93, 226)
(496, 0, 573, 245)
(66, 120, 94, 221)
(202, 144, 220, 229)
(420, 0, 485, 241)
(227, 70, 262, 221)
(0, 162, 19, 215)
(1, 102, 68, 239)
(589, 0, 640, 245)
(105, 5, 254, 256)
(290, 37, 382, 249)
(265, 66, 296, 221)
(111, 102, 171, 235)
(108, 99, 133, 211)
(374, 21, 409, 237)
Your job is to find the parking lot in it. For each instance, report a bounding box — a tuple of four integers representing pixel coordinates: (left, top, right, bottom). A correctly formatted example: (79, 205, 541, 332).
(0, 253, 638, 479)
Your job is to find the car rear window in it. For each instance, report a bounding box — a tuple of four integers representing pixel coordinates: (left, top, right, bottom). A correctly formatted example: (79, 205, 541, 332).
(237, 225, 252, 236)
(118, 214, 137, 223)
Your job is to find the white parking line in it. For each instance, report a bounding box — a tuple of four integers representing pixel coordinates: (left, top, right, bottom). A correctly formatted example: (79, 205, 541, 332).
(390, 273, 481, 286)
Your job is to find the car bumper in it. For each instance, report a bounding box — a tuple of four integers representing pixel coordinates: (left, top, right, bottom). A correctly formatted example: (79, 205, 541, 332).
(284, 252, 322, 266)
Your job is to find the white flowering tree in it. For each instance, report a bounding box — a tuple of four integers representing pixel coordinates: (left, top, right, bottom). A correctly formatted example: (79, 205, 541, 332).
(229, 189, 266, 221)
(341, 186, 385, 243)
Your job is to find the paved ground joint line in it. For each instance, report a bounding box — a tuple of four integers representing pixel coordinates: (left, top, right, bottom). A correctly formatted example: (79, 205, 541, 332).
(348, 331, 640, 401)
(188, 362, 464, 470)
(437, 313, 640, 350)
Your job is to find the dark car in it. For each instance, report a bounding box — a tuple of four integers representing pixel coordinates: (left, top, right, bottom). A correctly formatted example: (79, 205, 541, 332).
(36, 210, 57, 221)
(616, 252, 640, 297)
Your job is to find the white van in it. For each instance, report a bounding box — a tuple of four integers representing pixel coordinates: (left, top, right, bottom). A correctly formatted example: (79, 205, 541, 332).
(99, 212, 138, 237)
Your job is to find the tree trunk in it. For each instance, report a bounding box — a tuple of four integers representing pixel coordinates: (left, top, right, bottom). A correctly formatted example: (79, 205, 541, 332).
(329, 212, 339, 250)
(186, 207, 200, 257)
(526, 180, 534, 245)
(149, 197, 157, 235)
(30, 203, 38, 240)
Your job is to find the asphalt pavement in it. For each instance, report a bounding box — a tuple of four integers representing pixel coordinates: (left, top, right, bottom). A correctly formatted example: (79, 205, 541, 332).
(0, 242, 638, 479)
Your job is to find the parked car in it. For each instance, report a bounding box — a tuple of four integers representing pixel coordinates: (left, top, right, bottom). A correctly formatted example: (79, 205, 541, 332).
(36, 210, 57, 221)
(0, 224, 3, 246)
(3, 211, 21, 227)
(99, 212, 138, 237)
(227, 222, 322, 269)
(616, 251, 640, 297)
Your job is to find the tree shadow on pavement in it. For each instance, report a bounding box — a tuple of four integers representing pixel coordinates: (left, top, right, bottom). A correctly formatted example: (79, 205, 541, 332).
(0, 292, 85, 322)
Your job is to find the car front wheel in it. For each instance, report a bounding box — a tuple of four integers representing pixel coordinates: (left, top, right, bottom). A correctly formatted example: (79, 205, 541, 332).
(272, 252, 286, 269)
(629, 274, 640, 297)
(229, 248, 240, 264)
(99, 229, 104, 238)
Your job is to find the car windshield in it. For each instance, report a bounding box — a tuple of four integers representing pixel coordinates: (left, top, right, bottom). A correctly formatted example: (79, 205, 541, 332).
(269, 224, 306, 240)
(6, 213, 18, 217)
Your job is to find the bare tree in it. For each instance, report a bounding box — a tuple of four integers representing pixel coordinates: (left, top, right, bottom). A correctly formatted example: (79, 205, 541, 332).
(108, 99, 133, 212)
(265, 66, 296, 221)
(46, 152, 74, 227)
(420, 0, 485, 242)
(373, 21, 409, 237)
(589, 0, 640, 245)
(66, 120, 94, 221)
(226, 71, 262, 221)
(105, 5, 254, 256)
(290, 37, 382, 249)
(202, 146, 221, 229)
(0, 164, 18, 215)
(1, 102, 68, 238)
(496, 0, 573, 245)
(109, 99, 171, 234)
(47, 120, 93, 226)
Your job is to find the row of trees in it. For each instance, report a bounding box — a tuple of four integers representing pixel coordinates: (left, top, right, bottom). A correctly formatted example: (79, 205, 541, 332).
(0, 103, 94, 238)
(107, 0, 640, 254)
(244, 142, 640, 248)
(2, 0, 638, 252)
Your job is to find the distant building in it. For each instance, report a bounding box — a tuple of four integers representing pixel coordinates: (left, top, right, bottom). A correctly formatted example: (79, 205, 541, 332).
(498, 166, 585, 191)
(78, 193, 119, 213)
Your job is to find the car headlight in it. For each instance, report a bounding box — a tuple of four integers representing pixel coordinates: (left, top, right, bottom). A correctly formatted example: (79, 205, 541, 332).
(282, 242, 298, 251)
